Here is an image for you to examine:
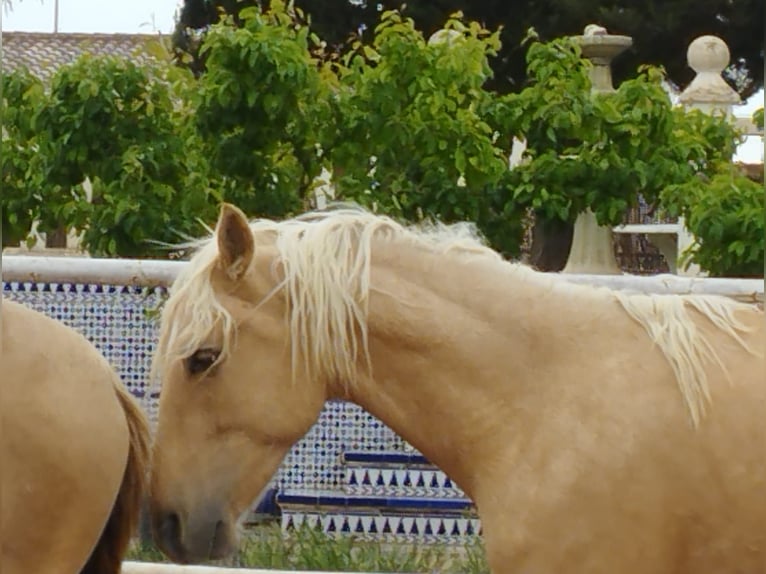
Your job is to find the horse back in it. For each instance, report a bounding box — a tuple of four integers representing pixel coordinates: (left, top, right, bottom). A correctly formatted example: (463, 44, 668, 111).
(1, 299, 149, 574)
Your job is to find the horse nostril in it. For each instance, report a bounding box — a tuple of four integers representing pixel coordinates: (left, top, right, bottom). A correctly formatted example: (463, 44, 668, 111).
(161, 511, 181, 538)
(210, 519, 229, 559)
(155, 511, 184, 557)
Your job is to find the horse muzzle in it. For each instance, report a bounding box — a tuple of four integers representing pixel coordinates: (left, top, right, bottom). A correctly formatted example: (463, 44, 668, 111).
(152, 505, 237, 564)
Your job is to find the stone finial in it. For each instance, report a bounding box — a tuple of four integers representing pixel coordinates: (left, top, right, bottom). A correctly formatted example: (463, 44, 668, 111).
(584, 24, 608, 36)
(427, 29, 461, 46)
(687, 35, 730, 74)
(678, 35, 741, 107)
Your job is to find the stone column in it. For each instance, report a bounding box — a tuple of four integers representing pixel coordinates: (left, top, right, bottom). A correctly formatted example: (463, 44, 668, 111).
(675, 35, 742, 277)
(562, 25, 631, 275)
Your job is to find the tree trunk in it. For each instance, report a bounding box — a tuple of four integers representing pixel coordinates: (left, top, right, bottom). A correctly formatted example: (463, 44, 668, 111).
(45, 226, 68, 248)
(528, 212, 574, 272)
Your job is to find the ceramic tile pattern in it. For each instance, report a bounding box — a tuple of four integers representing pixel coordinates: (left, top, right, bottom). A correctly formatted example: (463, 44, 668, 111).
(280, 511, 482, 545)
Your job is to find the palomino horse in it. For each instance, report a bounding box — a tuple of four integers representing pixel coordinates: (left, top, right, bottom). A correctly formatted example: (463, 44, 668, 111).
(148, 203, 765, 573)
(1, 299, 151, 573)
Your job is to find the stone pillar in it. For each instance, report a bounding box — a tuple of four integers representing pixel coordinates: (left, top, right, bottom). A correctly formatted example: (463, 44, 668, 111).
(675, 35, 741, 277)
(562, 25, 631, 275)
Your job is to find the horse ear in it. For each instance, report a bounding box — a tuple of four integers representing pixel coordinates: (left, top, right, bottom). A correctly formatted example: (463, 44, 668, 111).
(216, 203, 254, 281)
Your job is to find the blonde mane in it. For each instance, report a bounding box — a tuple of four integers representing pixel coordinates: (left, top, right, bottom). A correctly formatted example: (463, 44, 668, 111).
(152, 206, 498, 386)
(153, 205, 760, 424)
(613, 291, 759, 426)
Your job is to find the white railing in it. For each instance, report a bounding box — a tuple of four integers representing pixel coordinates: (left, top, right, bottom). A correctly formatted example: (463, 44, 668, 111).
(2, 254, 185, 287)
(554, 272, 763, 305)
(123, 564, 355, 574)
(3, 255, 762, 305)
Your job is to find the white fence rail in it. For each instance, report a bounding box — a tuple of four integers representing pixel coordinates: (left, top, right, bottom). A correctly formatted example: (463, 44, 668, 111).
(2, 255, 185, 288)
(2, 255, 762, 305)
(555, 272, 763, 305)
(122, 564, 358, 574)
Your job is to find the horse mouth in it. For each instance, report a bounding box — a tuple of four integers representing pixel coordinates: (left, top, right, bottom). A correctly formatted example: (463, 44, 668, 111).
(153, 508, 237, 564)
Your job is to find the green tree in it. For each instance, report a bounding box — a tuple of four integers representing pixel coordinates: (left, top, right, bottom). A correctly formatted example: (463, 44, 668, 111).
(330, 11, 526, 256)
(35, 47, 218, 257)
(661, 169, 764, 277)
(172, 1, 762, 270)
(180, 6, 530, 254)
(502, 36, 738, 231)
(6, 3, 755, 272)
(193, 1, 337, 216)
(753, 107, 764, 130)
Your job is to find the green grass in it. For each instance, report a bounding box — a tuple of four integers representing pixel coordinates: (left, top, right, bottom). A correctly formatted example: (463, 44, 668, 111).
(128, 520, 490, 572)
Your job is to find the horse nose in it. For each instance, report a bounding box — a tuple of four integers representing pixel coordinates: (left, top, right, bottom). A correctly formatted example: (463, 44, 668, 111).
(153, 510, 188, 563)
(153, 507, 234, 563)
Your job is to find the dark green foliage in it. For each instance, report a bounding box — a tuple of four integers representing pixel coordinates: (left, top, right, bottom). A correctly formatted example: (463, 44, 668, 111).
(501, 36, 739, 227)
(3, 5, 759, 276)
(172, 0, 764, 98)
(753, 107, 764, 130)
(193, 2, 336, 217)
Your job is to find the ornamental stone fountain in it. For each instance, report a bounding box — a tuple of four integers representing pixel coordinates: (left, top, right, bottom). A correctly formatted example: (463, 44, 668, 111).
(562, 24, 632, 275)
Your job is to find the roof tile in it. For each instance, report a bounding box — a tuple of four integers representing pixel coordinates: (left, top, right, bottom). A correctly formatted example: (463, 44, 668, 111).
(2, 31, 169, 82)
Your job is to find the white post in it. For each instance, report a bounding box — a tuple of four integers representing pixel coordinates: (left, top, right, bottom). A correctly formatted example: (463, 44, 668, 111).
(562, 25, 631, 275)
(675, 35, 742, 277)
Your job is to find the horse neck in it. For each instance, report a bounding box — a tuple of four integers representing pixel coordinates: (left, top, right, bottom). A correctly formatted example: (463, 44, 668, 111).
(341, 243, 583, 499)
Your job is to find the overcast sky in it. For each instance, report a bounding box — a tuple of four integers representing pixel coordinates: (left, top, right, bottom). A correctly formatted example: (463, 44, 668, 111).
(2, 0, 179, 34)
(2, 0, 762, 161)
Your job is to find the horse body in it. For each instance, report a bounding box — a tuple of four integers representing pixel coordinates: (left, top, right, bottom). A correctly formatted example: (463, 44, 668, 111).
(149, 203, 765, 573)
(360, 246, 766, 572)
(1, 299, 150, 574)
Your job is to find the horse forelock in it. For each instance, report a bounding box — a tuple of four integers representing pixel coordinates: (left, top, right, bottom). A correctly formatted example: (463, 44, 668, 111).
(151, 238, 235, 387)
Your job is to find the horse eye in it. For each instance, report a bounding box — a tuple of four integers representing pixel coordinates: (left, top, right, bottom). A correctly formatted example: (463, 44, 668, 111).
(184, 348, 221, 376)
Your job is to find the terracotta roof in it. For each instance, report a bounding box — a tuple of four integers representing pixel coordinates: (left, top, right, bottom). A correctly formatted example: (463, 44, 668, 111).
(1, 32, 170, 82)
